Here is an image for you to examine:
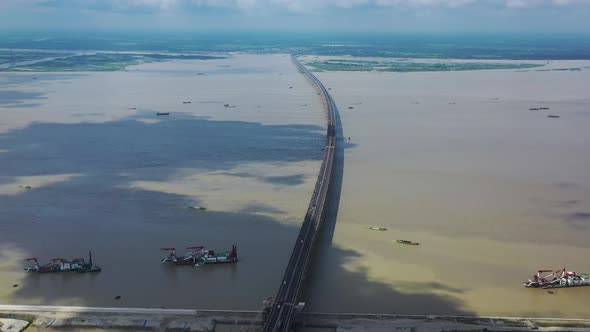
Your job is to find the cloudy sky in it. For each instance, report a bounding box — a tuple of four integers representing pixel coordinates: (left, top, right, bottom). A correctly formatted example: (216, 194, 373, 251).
(0, 0, 589, 32)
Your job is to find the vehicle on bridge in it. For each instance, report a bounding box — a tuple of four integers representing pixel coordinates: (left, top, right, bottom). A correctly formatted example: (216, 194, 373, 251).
(161, 245, 238, 266)
(524, 268, 590, 288)
(24, 251, 101, 273)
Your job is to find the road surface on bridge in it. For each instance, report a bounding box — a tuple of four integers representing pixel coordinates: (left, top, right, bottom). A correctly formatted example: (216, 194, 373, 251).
(261, 55, 338, 332)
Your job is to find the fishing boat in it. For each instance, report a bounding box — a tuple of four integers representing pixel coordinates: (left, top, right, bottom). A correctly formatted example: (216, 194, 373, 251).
(24, 251, 101, 273)
(524, 268, 590, 288)
(396, 240, 420, 246)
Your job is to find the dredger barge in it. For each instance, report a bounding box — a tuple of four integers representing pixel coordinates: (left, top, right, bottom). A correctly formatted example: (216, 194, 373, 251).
(24, 251, 101, 273)
(524, 268, 590, 288)
(161, 245, 238, 266)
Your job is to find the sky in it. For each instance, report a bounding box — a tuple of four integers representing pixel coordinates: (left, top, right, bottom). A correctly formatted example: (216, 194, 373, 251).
(0, 0, 589, 33)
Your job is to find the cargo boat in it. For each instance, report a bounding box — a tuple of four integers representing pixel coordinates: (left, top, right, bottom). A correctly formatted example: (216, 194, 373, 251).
(24, 251, 101, 273)
(524, 268, 590, 288)
(161, 245, 238, 266)
(396, 240, 420, 246)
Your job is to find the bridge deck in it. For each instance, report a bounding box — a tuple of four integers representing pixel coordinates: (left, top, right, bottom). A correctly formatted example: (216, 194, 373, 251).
(261, 55, 338, 332)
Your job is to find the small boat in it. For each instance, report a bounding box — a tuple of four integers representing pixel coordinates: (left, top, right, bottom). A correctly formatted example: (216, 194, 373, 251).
(188, 206, 207, 211)
(182, 101, 191, 104)
(540, 107, 550, 110)
(128, 107, 137, 110)
(156, 112, 170, 116)
(547, 115, 560, 118)
(396, 240, 420, 246)
(369, 227, 387, 231)
(19, 185, 32, 189)
(529, 108, 540, 111)
(524, 268, 590, 289)
(348, 106, 354, 109)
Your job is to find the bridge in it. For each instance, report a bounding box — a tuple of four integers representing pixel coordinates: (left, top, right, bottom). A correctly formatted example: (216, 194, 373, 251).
(260, 55, 338, 332)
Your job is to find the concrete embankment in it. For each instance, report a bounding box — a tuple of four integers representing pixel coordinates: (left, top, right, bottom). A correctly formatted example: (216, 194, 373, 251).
(4, 306, 590, 331)
(0, 318, 29, 332)
(297, 313, 590, 332)
(0, 305, 261, 331)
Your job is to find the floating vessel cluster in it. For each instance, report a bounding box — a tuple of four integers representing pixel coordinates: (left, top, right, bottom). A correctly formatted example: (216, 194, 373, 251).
(524, 268, 590, 289)
(24, 244, 238, 274)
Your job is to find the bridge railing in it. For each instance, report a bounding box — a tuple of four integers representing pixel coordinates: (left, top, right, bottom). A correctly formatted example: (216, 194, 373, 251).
(262, 55, 338, 332)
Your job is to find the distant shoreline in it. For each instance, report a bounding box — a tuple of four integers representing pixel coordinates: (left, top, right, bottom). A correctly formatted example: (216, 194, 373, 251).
(3, 50, 590, 73)
(0, 50, 226, 72)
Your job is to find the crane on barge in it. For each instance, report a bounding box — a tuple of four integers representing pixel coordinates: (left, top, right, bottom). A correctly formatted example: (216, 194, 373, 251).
(24, 251, 101, 273)
(161, 245, 238, 266)
(524, 268, 590, 288)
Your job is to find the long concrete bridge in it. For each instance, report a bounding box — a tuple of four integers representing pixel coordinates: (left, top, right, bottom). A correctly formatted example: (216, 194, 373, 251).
(259, 55, 338, 332)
